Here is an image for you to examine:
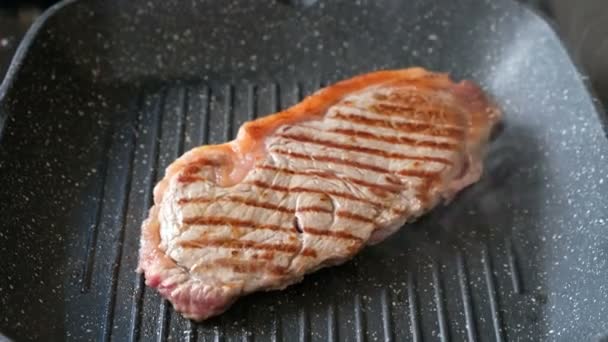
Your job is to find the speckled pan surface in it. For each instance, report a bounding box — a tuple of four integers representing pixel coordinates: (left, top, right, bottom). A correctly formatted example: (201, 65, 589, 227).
(0, 0, 607, 341)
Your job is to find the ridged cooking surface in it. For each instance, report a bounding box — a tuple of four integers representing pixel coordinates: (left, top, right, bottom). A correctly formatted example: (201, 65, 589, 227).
(84, 82, 520, 341)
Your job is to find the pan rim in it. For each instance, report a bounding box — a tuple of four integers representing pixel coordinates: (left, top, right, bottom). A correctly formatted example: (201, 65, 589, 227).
(0, 0, 605, 139)
(516, 1, 608, 136)
(0, 0, 79, 140)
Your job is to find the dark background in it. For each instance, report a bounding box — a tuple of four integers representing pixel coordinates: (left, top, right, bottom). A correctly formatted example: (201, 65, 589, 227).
(1, 0, 607, 109)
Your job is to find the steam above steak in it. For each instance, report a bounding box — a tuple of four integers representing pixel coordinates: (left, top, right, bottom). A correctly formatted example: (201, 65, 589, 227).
(138, 68, 501, 320)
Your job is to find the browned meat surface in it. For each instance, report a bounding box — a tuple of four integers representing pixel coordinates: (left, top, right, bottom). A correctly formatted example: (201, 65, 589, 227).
(138, 68, 501, 320)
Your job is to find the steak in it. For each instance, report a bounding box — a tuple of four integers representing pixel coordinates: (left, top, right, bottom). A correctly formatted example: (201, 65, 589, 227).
(138, 68, 501, 320)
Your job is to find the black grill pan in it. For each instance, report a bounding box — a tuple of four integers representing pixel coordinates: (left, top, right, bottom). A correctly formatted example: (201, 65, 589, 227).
(1, 0, 607, 341)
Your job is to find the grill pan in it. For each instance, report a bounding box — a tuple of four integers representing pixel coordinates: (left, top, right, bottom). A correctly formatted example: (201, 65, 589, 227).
(1, 0, 607, 340)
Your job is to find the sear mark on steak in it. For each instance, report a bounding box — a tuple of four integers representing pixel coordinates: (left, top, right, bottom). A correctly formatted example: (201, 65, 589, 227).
(137, 67, 502, 321)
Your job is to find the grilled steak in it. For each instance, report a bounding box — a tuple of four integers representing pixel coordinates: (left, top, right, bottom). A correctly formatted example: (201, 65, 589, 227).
(138, 68, 501, 320)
